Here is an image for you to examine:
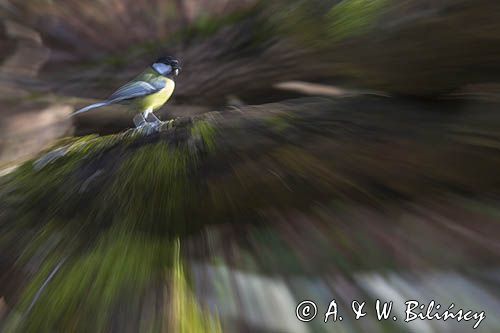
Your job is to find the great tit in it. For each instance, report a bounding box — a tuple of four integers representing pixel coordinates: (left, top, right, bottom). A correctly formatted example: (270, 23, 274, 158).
(74, 56, 181, 128)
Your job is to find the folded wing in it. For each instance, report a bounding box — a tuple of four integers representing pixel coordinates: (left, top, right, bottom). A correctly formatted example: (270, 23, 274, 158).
(108, 80, 163, 102)
(73, 79, 166, 115)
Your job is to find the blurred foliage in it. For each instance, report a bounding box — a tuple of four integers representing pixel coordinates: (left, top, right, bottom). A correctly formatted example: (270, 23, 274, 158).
(1, 0, 257, 60)
(3, 97, 500, 330)
(106, 143, 198, 234)
(170, 242, 223, 333)
(4, 232, 219, 332)
(327, 0, 389, 41)
(13, 231, 168, 332)
(3, 0, 500, 103)
(3, 0, 500, 331)
(190, 120, 217, 153)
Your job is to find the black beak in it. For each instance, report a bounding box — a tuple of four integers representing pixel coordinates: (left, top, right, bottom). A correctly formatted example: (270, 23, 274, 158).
(173, 64, 181, 76)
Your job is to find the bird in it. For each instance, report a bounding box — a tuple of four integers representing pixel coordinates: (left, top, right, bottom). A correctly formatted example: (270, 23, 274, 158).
(73, 56, 181, 129)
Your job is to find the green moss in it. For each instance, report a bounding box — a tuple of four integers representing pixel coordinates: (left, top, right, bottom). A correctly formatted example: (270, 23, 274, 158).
(184, 5, 260, 39)
(8, 234, 221, 333)
(5, 154, 81, 217)
(2, 119, 215, 236)
(13, 230, 171, 333)
(170, 241, 223, 333)
(265, 113, 296, 133)
(327, 0, 389, 41)
(2, 133, 126, 223)
(97, 142, 200, 235)
(191, 120, 217, 153)
(61, 131, 137, 156)
(1, 122, 224, 331)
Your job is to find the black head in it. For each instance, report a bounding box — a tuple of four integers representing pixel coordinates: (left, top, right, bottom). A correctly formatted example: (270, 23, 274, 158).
(151, 56, 181, 76)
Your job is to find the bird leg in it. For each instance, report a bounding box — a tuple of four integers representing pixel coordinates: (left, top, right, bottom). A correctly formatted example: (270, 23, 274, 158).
(143, 108, 161, 124)
(146, 112, 162, 124)
(133, 113, 146, 128)
(133, 108, 161, 134)
(142, 109, 153, 122)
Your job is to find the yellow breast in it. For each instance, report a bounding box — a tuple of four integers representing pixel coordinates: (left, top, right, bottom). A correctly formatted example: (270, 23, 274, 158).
(139, 78, 175, 111)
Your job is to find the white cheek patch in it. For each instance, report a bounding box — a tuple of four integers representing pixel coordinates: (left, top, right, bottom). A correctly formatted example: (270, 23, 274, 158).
(152, 63, 172, 75)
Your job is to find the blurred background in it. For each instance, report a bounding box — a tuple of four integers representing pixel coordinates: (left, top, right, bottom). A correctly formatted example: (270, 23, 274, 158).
(2, 0, 500, 332)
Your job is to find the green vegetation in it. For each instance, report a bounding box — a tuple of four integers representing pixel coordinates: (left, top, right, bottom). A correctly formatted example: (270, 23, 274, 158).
(265, 112, 295, 132)
(191, 119, 218, 153)
(1, 119, 222, 332)
(170, 241, 223, 333)
(7, 233, 220, 333)
(4, 97, 500, 331)
(186, 5, 260, 39)
(13, 231, 167, 332)
(101, 142, 198, 234)
(327, 0, 389, 41)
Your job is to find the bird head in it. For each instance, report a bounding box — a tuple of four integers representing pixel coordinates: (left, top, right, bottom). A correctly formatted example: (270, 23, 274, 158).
(152, 56, 181, 77)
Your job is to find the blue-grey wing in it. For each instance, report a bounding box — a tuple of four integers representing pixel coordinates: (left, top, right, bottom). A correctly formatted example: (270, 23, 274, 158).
(108, 80, 164, 103)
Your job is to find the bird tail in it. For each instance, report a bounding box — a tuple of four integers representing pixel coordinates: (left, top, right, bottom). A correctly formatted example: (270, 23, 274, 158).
(72, 101, 111, 116)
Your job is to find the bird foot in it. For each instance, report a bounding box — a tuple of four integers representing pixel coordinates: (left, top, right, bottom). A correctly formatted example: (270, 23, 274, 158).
(135, 121, 161, 135)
